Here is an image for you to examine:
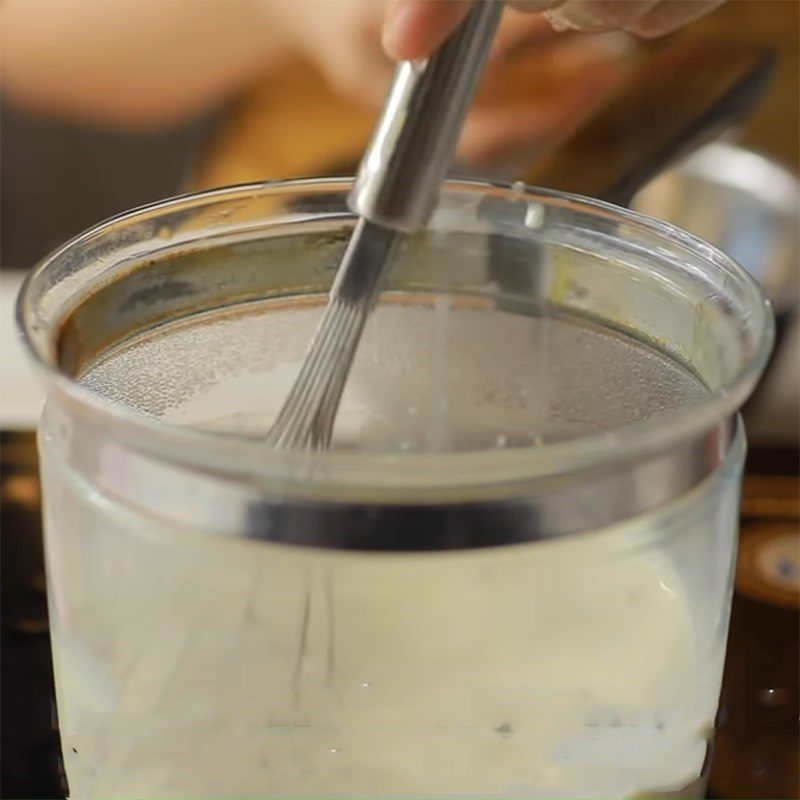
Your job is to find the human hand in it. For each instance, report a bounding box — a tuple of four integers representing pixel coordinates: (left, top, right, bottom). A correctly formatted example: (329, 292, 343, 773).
(383, 1, 726, 60)
(269, 2, 627, 167)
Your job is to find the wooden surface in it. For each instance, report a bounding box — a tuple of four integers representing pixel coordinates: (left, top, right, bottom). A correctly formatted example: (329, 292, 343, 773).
(193, 0, 799, 190)
(709, 466, 799, 799)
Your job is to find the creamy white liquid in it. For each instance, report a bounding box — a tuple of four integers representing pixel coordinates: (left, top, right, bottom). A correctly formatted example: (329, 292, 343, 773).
(49, 301, 726, 798)
(51, 505, 717, 798)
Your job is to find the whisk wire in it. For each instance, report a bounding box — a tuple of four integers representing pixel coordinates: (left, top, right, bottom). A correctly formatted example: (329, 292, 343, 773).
(265, 219, 399, 450)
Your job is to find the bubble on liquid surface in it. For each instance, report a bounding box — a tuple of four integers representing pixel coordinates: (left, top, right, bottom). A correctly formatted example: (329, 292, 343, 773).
(78, 300, 708, 454)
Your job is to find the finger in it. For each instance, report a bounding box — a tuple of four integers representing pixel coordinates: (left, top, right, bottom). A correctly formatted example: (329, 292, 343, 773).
(383, 0, 561, 61)
(490, 8, 559, 63)
(625, 0, 726, 38)
(537, 0, 660, 33)
(382, 0, 472, 61)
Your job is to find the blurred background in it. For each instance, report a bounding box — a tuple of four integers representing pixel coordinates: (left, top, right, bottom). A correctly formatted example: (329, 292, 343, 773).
(1, 1, 798, 797)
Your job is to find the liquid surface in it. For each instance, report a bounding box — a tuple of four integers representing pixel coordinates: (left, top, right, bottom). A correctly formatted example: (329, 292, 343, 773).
(79, 298, 707, 452)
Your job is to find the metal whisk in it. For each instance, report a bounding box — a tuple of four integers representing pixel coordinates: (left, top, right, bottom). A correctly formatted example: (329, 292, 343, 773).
(266, 1, 503, 450)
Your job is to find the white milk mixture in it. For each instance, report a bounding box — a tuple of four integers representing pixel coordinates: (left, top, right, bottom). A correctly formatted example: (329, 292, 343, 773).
(47, 301, 727, 798)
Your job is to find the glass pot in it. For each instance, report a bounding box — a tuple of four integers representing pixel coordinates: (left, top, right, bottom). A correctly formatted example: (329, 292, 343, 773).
(18, 179, 773, 798)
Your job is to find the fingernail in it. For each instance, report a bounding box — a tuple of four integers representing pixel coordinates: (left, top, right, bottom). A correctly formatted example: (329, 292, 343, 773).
(545, 2, 624, 33)
(544, 6, 585, 32)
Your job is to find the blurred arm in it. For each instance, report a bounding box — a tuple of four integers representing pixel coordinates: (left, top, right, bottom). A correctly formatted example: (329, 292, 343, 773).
(1, 0, 290, 130)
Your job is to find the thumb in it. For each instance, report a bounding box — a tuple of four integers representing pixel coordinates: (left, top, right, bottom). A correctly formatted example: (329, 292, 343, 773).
(382, 0, 473, 61)
(382, 0, 563, 61)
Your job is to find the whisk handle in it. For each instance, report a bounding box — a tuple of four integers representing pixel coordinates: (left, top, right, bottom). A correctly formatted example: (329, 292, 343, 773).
(349, 1, 503, 233)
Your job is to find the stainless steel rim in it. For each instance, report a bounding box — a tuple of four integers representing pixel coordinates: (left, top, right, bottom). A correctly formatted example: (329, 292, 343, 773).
(50, 405, 741, 549)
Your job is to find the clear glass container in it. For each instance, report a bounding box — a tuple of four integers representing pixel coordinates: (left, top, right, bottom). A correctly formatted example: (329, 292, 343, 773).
(18, 179, 773, 799)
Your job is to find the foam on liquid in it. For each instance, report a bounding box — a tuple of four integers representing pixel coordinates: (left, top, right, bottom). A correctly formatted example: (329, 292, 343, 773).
(81, 299, 707, 451)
